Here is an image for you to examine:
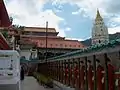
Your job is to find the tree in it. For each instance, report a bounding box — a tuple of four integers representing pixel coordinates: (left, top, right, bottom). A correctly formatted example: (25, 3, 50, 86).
(12, 24, 25, 30)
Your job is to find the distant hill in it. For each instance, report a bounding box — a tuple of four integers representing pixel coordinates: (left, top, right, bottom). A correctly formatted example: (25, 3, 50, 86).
(81, 32, 120, 47)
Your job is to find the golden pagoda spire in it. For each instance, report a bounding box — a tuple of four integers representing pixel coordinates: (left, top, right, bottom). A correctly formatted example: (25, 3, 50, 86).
(95, 9, 102, 20)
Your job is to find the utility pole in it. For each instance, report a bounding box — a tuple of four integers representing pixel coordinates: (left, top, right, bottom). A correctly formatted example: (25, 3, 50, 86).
(45, 21, 48, 63)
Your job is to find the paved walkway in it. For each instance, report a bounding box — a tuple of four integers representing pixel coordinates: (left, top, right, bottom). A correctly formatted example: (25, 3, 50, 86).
(21, 76, 52, 90)
(0, 77, 52, 90)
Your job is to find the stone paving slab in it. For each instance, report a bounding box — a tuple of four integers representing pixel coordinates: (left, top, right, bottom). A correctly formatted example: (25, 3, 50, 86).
(21, 76, 52, 90)
(0, 83, 19, 90)
(53, 80, 75, 90)
(0, 77, 52, 90)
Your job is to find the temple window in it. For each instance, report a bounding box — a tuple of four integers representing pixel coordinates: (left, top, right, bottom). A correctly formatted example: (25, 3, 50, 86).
(60, 44, 63, 47)
(40, 43, 43, 45)
(65, 45, 67, 47)
(50, 44, 52, 46)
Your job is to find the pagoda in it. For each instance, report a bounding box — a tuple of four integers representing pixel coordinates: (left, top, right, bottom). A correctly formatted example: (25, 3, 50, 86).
(92, 9, 109, 45)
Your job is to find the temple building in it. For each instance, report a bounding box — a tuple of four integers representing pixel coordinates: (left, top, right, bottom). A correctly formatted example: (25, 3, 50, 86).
(92, 10, 109, 45)
(19, 26, 84, 60)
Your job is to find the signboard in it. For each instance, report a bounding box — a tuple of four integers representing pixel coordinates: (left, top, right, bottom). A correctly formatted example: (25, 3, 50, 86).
(0, 50, 20, 86)
(0, 55, 12, 70)
(0, 55, 13, 77)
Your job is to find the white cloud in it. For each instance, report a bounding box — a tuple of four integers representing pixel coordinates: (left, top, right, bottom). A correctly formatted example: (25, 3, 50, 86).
(72, 11, 79, 15)
(110, 17, 120, 24)
(108, 27, 120, 34)
(66, 38, 83, 41)
(51, 0, 120, 20)
(55, 0, 120, 34)
(65, 37, 90, 41)
(5, 0, 120, 38)
(51, 0, 107, 18)
(65, 27, 71, 31)
(5, 0, 66, 37)
(57, 29, 66, 37)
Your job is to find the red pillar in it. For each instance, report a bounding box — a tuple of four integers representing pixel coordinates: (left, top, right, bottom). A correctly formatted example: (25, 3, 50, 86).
(73, 62, 79, 88)
(80, 61, 85, 90)
(87, 60, 94, 90)
(106, 57, 115, 90)
(96, 59, 105, 90)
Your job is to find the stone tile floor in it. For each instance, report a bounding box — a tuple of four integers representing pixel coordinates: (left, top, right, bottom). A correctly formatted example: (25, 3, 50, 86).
(21, 76, 52, 90)
(0, 76, 53, 90)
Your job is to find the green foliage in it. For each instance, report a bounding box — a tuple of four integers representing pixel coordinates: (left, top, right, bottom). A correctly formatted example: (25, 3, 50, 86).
(12, 24, 25, 30)
(33, 72, 52, 84)
(2, 30, 8, 38)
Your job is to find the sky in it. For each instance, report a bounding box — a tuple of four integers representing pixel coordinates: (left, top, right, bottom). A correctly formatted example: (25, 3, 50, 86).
(4, 0, 120, 41)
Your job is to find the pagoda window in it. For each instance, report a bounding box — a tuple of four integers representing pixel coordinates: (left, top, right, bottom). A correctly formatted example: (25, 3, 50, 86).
(99, 40, 101, 43)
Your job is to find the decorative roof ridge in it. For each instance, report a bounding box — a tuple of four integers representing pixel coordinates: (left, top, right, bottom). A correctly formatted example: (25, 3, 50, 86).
(25, 26, 56, 30)
(48, 38, 120, 60)
(21, 35, 65, 39)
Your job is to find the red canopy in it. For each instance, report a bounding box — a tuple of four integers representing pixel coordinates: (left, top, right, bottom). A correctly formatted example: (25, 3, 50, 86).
(0, 0, 11, 50)
(0, 0, 12, 27)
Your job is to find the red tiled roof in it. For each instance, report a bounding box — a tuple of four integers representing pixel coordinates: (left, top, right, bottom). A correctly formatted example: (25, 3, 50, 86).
(24, 27, 57, 33)
(0, 0, 12, 27)
(21, 35, 65, 40)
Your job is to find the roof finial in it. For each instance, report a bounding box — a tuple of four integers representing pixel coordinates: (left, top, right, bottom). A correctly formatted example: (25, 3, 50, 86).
(95, 8, 102, 20)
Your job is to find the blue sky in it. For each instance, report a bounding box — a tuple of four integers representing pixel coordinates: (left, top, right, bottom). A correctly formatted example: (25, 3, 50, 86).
(5, 0, 120, 41)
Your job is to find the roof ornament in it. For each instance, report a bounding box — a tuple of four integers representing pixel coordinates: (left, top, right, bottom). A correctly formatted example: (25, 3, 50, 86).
(95, 8, 103, 20)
